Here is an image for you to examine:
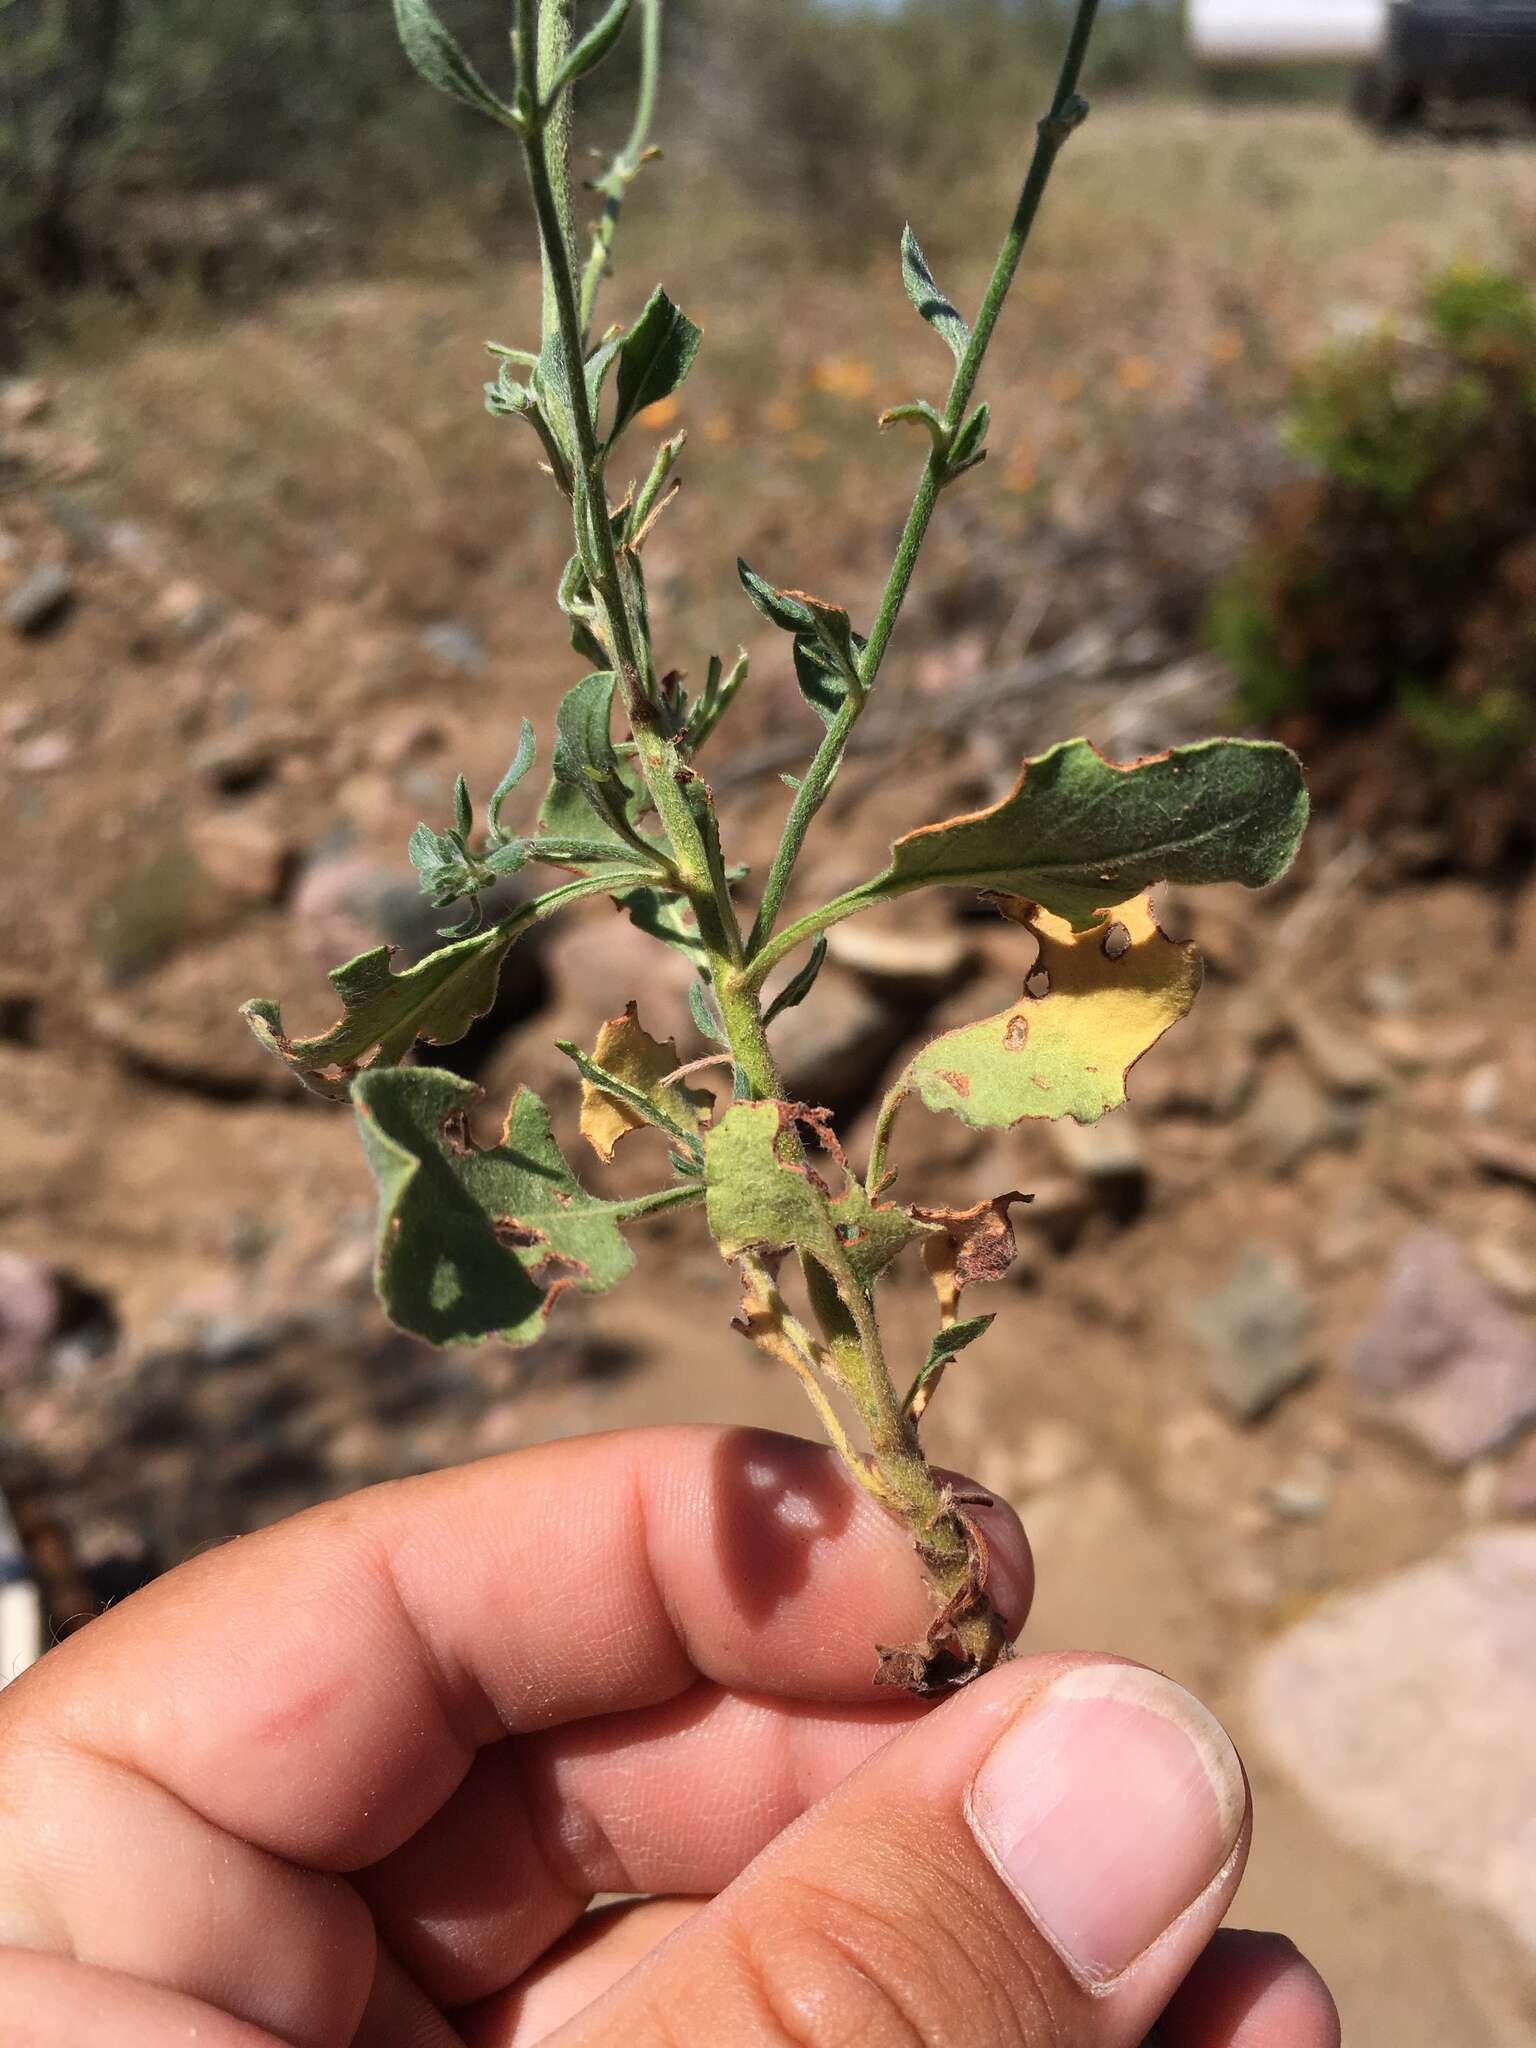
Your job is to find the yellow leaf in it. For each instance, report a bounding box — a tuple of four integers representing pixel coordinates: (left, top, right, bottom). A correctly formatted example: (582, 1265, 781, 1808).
(903, 892, 1201, 1128)
(579, 1002, 712, 1162)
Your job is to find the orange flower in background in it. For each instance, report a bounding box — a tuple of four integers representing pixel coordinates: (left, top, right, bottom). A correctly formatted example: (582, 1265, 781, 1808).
(1209, 327, 1246, 366)
(703, 412, 735, 444)
(1116, 354, 1157, 393)
(1049, 368, 1085, 405)
(1003, 439, 1039, 492)
(810, 355, 875, 401)
(765, 395, 802, 433)
(636, 394, 682, 429)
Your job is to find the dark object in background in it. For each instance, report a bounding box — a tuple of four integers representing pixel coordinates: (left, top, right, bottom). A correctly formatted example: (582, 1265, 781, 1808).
(1355, 0, 1536, 131)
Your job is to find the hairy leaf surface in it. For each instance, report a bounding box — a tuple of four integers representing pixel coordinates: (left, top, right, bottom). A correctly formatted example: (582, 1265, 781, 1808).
(852, 737, 1307, 931)
(904, 893, 1199, 1127)
(353, 1067, 638, 1345)
(610, 288, 703, 443)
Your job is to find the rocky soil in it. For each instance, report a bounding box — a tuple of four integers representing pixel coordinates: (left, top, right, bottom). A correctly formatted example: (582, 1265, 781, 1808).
(6, 111, 1536, 2038)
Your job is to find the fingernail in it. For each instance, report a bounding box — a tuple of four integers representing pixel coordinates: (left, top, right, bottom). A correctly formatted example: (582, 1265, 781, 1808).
(965, 1664, 1245, 1988)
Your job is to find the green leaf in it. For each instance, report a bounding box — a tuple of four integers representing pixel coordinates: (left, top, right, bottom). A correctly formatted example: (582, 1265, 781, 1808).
(610, 288, 703, 444)
(903, 1314, 995, 1415)
(902, 892, 1201, 1129)
(243, 874, 647, 1098)
(353, 1067, 638, 1346)
(901, 224, 970, 362)
(764, 935, 828, 1025)
(488, 719, 537, 840)
(689, 977, 729, 1046)
(849, 737, 1309, 932)
(947, 401, 990, 477)
(391, 0, 513, 122)
(584, 331, 625, 415)
(736, 558, 816, 635)
(544, 0, 636, 100)
(792, 632, 865, 727)
(549, 670, 660, 859)
(879, 398, 950, 456)
(243, 923, 518, 1100)
(704, 1101, 926, 1296)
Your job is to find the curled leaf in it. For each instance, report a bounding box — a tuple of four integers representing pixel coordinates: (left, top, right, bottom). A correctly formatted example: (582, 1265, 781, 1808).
(844, 736, 1308, 933)
(392, 0, 513, 122)
(904, 893, 1200, 1128)
(903, 1313, 996, 1419)
(880, 398, 950, 456)
(353, 1067, 653, 1346)
(571, 1002, 713, 1162)
(913, 1192, 1032, 1306)
(901, 223, 970, 362)
(704, 1100, 927, 1296)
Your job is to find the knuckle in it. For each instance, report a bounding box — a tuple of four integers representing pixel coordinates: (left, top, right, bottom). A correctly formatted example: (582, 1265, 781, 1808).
(724, 1844, 1061, 2048)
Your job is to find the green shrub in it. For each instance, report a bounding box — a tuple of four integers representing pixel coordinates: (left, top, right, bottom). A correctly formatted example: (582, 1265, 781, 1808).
(1209, 264, 1536, 854)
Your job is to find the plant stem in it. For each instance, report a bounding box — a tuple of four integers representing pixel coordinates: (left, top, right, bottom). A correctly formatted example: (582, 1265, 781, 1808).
(746, 0, 1101, 958)
(579, 0, 661, 338)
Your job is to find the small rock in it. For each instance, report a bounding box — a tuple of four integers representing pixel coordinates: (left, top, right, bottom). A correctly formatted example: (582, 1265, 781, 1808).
(1243, 1058, 1352, 1175)
(5, 564, 74, 637)
(0, 376, 51, 427)
(1263, 1452, 1334, 1522)
(1461, 1062, 1504, 1120)
(9, 731, 73, 774)
(189, 809, 293, 904)
(1473, 1237, 1536, 1310)
(1358, 966, 1414, 1016)
(1048, 1110, 1146, 1222)
(367, 710, 446, 773)
(1347, 1228, 1536, 1467)
(824, 920, 970, 1000)
(1250, 1528, 1536, 1957)
(1495, 1433, 1536, 1518)
(1285, 1004, 1390, 1096)
(190, 732, 284, 797)
(773, 968, 906, 1114)
(419, 619, 486, 674)
(150, 578, 223, 644)
(1371, 1016, 1490, 1073)
(0, 1252, 63, 1385)
(1469, 1129, 1536, 1193)
(1184, 1240, 1316, 1423)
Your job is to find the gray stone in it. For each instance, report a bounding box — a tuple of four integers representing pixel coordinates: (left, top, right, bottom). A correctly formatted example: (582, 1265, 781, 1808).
(1250, 1528, 1536, 1957)
(823, 919, 969, 1001)
(1244, 1059, 1353, 1175)
(419, 619, 486, 674)
(0, 1252, 62, 1385)
(1184, 1240, 1316, 1422)
(1348, 1228, 1536, 1467)
(1286, 1004, 1390, 1097)
(772, 968, 905, 1113)
(5, 564, 74, 636)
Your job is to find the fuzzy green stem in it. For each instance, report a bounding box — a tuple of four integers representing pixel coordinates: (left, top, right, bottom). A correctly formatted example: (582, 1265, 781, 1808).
(579, 0, 661, 338)
(745, 0, 1101, 959)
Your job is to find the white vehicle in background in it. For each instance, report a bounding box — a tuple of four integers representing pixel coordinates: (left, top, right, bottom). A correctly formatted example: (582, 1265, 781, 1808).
(1188, 0, 1536, 129)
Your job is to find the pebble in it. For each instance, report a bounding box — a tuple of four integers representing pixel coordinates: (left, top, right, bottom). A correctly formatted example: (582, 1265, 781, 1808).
(1250, 1527, 1536, 1957)
(824, 919, 970, 1001)
(189, 809, 293, 904)
(1495, 1433, 1536, 1518)
(1243, 1059, 1350, 1175)
(5, 564, 75, 637)
(1468, 1130, 1536, 1193)
(419, 619, 486, 674)
(772, 968, 906, 1115)
(1347, 1228, 1536, 1467)
(1286, 1003, 1390, 1096)
(1048, 1110, 1146, 1220)
(9, 731, 73, 774)
(0, 376, 51, 427)
(1184, 1240, 1316, 1422)
(0, 1252, 63, 1385)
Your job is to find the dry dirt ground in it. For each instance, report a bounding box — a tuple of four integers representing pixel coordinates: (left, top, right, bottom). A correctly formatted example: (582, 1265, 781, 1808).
(5, 105, 1536, 2043)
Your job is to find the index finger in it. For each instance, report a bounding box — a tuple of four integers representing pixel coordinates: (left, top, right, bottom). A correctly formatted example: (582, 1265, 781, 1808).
(2, 1425, 1031, 1872)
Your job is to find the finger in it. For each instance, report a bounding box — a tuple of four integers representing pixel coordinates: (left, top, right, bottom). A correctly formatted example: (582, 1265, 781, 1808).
(0, 1744, 376, 2048)
(360, 1686, 923, 2006)
(2, 1427, 1031, 1875)
(459, 1898, 704, 2048)
(1156, 1930, 1341, 2048)
(0, 1948, 287, 2048)
(554, 1654, 1253, 2048)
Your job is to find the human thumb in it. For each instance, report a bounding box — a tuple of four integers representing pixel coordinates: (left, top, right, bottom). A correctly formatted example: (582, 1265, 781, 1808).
(565, 1652, 1251, 2047)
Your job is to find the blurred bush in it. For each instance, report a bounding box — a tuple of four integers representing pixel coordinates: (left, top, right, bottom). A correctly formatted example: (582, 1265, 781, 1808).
(0, 0, 1196, 345)
(1209, 265, 1536, 866)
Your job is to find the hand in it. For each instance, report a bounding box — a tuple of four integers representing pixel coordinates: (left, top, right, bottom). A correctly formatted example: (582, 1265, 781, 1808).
(0, 1426, 1338, 2046)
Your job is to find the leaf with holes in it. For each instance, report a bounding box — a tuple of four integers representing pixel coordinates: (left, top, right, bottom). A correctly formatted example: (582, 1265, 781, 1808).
(352, 1066, 696, 1346)
(570, 1002, 714, 1162)
(903, 893, 1200, 1129)
(704, 1101, 927, 1292)
(844, 737, 1307, 933)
